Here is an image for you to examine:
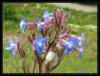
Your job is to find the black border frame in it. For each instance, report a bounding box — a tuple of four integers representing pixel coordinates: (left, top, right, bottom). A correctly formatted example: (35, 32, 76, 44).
(1, 0, 98, 75)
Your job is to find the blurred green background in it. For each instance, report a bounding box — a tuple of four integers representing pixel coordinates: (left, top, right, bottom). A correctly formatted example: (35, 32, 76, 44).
(3, 3, 97, 73)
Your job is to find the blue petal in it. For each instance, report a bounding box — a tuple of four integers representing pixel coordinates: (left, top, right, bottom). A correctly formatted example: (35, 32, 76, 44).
(10, 41, 16, 45)
(36, 46, 41, 54)
(63, 43, 69, 47)
(34, 42, 38, 47)
(43, 10, 53, 20)
(79, 32, 86, 46)
(43, 10, 49, 18)
(49, 13, 53, 16)
(34, 36, 47, 54)
(37, 23, 43, 31)
(7, 39, 16, 44)
(64, 48, 70, 54)
(44, 10, 49, 14)
(78, 45, 86, 58)
(5, 45, 12, 50)
(41, 45, 46, 51)
(69, 46, 75, 51)
(35, 15, 40, 23)
(34, 42, 42, 54)
(10, 43, 16, 47)
(35, 36, 42, 42)
(34, 15, 43, 30)
(7, 39, 16, 48)
(10, 42, 16, 47)
(20, 18, 27, 32)
(41, 38, 47, 43)
(63, 42, 73, 49)
(68, 38, 80, 47)
(10, 48, 16, 56)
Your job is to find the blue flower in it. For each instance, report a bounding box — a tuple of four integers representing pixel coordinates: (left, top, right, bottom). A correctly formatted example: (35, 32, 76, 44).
(5, 39, 17, 56)
(78, 45, 86, 58)
(64, 47, 70, 54)
(20, 17, 27, 32)
(68, 38, 80, 47)
(79, 32, 86, 46)
(63, 41, 75, 54)
(34, 15, 44, 31)
(33, 36, 47, 54)
(63, 37, 81, 54)
(43, 10, 53, 21)
(63, 38, 86, 57)
(64, 47, 75, 54)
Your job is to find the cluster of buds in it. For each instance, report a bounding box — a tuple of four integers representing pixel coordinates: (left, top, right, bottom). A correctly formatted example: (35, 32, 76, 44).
(5, 8, 86, 73)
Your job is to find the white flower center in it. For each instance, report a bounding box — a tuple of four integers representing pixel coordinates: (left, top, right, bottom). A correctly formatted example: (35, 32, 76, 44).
(38, 42, 42, 47)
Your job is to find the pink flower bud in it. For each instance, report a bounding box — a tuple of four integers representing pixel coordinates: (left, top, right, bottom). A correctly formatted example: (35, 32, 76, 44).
(55, 8, 63, 18)
(26, 22, 37, 30)
(44, 18, 54, 28)
(54, 8, 68, 26)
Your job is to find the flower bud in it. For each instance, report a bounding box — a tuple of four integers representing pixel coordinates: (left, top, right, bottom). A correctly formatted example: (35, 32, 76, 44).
(44, 18, 54, 28)
(26, 22, 37, 30)
(55, 8, 63, 18)
(45, 51, 56, 63)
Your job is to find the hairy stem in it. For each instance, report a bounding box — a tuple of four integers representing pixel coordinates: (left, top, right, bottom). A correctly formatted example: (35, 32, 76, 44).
(20, 58, 26, 73)
(32, 52, 36, 72)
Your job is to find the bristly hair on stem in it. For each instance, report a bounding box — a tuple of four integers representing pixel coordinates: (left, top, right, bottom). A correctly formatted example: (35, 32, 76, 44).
(17, 41, 25, 59)
(20, 58, 27, 73)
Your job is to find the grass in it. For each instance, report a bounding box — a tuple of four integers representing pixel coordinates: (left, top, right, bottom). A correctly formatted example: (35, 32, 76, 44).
(3, 3, 97, 73)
